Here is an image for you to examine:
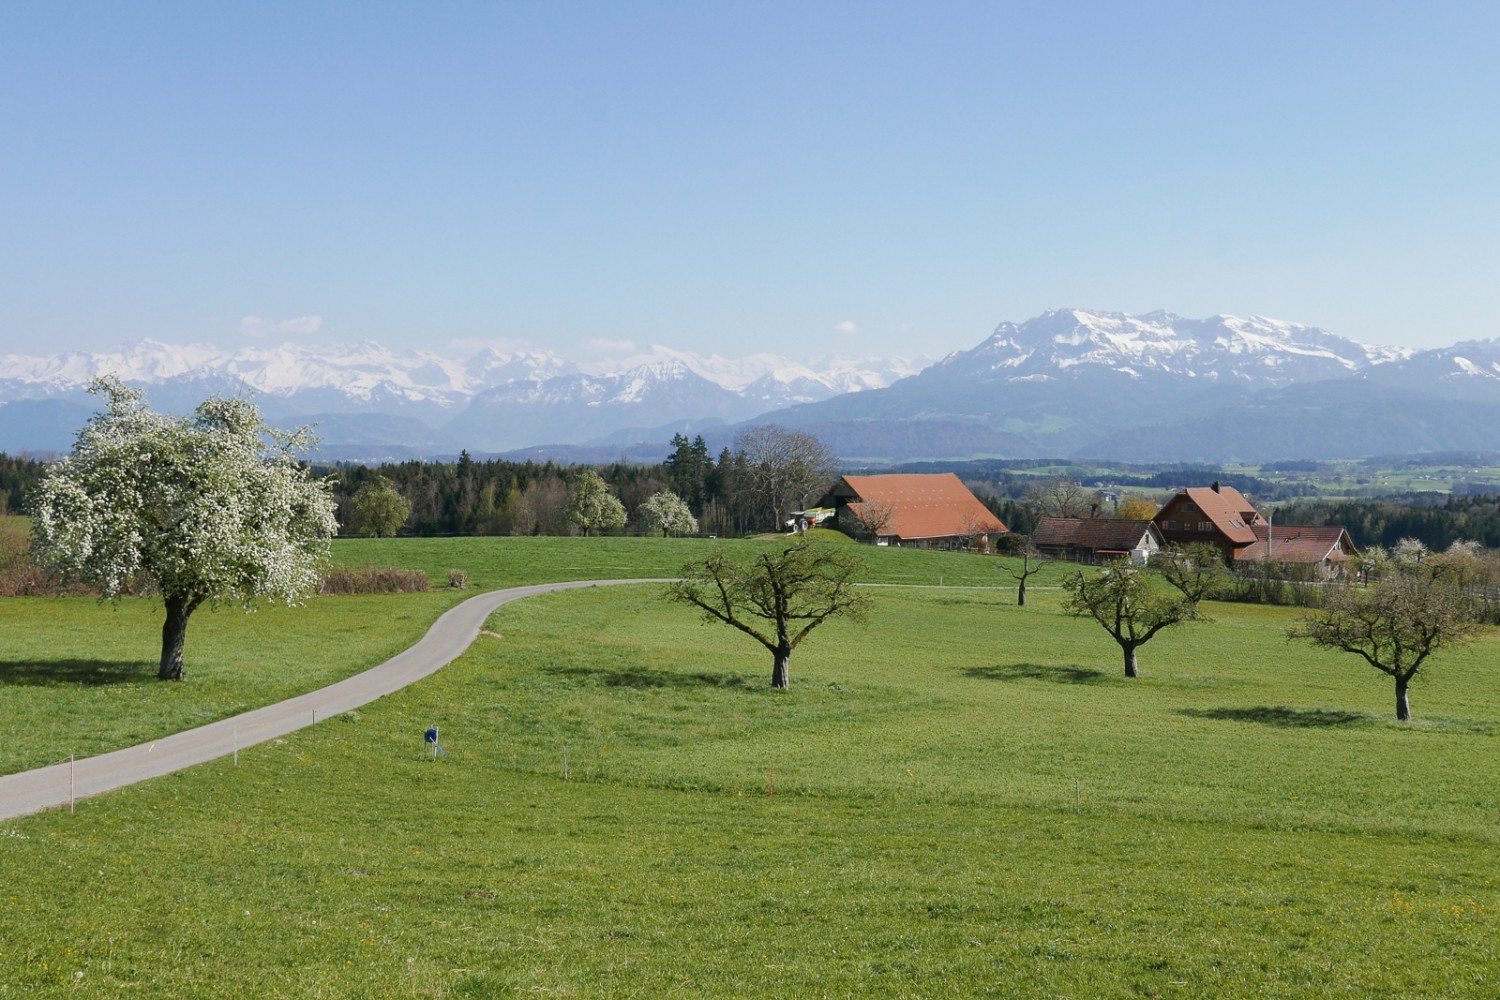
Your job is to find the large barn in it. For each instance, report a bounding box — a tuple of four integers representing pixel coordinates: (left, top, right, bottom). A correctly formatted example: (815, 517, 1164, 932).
(820, 474, 1006, 548)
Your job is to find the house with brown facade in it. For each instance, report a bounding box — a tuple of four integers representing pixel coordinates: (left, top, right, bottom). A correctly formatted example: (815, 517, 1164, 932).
(820, 473, 1006, 548)
(1152, 482, 1265, 560)
(1153, 481, 1358, 577)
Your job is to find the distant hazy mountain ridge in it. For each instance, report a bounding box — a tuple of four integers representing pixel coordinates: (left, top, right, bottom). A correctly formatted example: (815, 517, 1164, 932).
(3, 310, 1497, 462)
(0, 339, 919, 458)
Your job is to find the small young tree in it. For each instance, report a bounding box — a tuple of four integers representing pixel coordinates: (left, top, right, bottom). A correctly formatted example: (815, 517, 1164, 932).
(564, 469, 627, 536)
(666, 539, 870, 689)
(1288, 576, 1482, 721)
(1156, 542, 1228, 603)
(349, 477, 411, 537)
(1064, 561, 1201, 677)
(29, 377, 338, 680)
(1005, 537, 1040, 606)
(639, 490, 699, 537)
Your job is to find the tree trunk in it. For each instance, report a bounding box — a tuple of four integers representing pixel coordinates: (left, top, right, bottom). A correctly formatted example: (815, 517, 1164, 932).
(1017, 580, 1027, 607)
(771, 646, 791, 690)
(159, 593, 201, 681)
(1122, 644, 1138, 679)
(1396, 674, 1411, 722)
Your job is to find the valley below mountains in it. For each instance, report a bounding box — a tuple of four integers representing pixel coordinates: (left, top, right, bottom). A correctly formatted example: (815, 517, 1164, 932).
(4, 309, 1500, 464)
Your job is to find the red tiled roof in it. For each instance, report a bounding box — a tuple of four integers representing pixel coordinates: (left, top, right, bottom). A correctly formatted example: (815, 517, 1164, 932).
(1235, 525, 1358, 564)
(1033, 517, 1161, 552)
(838, 474, 1005, 540)
(1155, 485, 1262, 544)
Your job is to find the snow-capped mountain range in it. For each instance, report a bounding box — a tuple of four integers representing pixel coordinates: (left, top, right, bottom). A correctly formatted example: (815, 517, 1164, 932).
(4, 308, 1499, 462)
(929, 309, 1412, 383)
(0, 340, 924, 458)
(0, 340, 907, 408)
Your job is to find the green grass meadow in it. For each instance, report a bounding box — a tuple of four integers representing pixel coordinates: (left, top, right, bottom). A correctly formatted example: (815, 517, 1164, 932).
(3, 537, 1499, 996)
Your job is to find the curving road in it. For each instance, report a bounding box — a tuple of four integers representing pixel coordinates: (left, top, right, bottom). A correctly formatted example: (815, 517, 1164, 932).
(0, 579, 668, 821)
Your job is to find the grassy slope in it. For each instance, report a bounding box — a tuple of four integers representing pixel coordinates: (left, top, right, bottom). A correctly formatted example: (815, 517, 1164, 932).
(2, 544, 1499, 996)
(0, 537, 1058, 775)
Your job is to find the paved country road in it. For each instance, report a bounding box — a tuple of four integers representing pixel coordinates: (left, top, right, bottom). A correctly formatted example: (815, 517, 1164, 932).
(0, 579, 668, 822)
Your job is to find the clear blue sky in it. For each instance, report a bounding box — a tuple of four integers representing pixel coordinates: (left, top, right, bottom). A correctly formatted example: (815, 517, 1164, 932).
(3, 2, 1497, 362)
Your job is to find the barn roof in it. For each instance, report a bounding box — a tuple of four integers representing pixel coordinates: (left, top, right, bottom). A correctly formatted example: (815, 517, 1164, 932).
(1156, 485, 1262, 544)
(833, 474, 1006, 540)
(1235, 525, 1358, 564)
(1033, 517, 1162, 552)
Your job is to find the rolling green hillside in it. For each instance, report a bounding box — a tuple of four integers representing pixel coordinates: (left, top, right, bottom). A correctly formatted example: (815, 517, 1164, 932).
(2, 538, 1497, 996)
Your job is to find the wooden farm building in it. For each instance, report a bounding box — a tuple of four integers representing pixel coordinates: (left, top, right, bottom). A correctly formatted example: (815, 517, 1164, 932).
(1031, 517, 1165, 565)
(1234, 524, 1359, 577)
(1153, 481, 1358, 577)
(1152, 482, 1265, 559)
(821, 474, 1006, 548)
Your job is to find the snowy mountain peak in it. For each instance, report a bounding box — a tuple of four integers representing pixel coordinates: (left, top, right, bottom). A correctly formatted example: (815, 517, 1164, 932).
(932, 309, 1399, 385)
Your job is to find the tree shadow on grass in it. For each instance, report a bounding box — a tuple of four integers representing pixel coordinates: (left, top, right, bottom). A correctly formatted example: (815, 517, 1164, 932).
(0, 658, 156, 687)
(963, 663, 1120, 686)
(542, 664, 752, 690)
(1178, 706, 1370, 729)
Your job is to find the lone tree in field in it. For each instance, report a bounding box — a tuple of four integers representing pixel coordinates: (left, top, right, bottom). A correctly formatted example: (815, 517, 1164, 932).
(1064, 560, 1201, 678)
(639, 490, 699, 537)
(29, 377, 338, 680)
(1009, 541, 1041, 607)
(563, 469, 627, 536)
(667, 539, 870, 689)
(349, 477, 411, 537)
(1288, 576, 1482, 722)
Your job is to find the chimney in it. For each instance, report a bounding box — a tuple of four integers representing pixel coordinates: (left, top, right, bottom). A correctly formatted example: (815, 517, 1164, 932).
(1211, 481, 1221, 493)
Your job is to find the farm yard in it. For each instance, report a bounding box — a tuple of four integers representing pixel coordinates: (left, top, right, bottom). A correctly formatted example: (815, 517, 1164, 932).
(2, 536, 1498, 997)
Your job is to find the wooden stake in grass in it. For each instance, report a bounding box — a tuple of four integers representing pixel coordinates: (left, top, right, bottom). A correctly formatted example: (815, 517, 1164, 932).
(563, 746, 570, 781)
(69, 754, 75, 815)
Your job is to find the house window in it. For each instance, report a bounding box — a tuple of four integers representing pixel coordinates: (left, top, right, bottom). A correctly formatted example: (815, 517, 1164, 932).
(1199, 521, 1212, 532)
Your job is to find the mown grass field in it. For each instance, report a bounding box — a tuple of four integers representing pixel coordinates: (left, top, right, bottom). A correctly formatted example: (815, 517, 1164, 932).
(0, 536, 1060, 776)
(3, 537, 1498, 996)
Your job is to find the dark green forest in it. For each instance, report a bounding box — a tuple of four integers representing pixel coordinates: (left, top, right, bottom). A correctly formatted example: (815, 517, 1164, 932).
(5, 446, 1500, 549)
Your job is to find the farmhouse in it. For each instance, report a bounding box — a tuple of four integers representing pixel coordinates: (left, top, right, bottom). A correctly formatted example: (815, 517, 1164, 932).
(1152, 482, 1264, 561)
(1032, 517, 1165, 565)
(1234, 524, 1359, 578)
(1153, 481, 1359, 577)
(821, 473, 1006, 548)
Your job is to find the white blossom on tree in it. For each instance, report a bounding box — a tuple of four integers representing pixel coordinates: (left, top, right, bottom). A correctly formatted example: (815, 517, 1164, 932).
(639, 490, 699, 537)
(563, 469, 626, 536)
(29, 377, 338, 680)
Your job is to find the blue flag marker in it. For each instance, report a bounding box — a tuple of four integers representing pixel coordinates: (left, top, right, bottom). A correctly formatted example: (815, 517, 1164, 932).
(424, 726, 447, 759)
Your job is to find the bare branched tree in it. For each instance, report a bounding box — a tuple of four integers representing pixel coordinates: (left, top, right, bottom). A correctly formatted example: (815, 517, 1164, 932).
(667, 539, 871, 689)
(734, 425, 839, 533)
(1024, 475, 1091, 519)
(848, 498, 897, 540)
(1065, 561, 1202, 677)
(1288, 576, 1481, 721)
